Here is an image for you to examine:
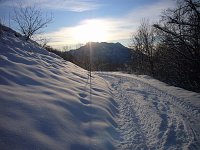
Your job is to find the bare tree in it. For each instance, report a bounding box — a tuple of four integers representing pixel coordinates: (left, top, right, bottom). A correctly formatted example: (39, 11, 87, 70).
(0, 24, 2, 37)
(13, 4, 52, 41)
(33, 36, 50, 48)
(63, 45, 69, 51)
(153, 0, 200, 64)
(0, 17, 5, 36)
(132, 19, 156, 75)
(153, 0, 200, 91)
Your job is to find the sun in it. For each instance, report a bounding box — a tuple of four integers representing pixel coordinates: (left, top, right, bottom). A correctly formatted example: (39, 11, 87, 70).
(73, 19, 108, 43)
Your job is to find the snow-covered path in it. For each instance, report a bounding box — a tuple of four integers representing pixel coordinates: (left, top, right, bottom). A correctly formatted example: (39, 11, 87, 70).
(98, 73, 200, 150)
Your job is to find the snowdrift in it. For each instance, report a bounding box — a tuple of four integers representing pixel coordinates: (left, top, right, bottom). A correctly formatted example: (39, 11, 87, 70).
(0, 26, 119, 150)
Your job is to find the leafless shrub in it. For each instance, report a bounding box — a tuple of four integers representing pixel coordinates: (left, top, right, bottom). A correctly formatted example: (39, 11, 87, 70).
(13, 4, 52, 41)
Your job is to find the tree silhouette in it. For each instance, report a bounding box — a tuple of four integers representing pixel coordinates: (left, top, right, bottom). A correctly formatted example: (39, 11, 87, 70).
(13, 4, 52, 41)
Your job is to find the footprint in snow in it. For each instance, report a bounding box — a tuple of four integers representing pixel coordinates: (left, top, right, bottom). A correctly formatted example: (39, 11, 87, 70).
(79, 93, 91, 105)
(79, 98, 91, 105)
(79, 93, 87, 98)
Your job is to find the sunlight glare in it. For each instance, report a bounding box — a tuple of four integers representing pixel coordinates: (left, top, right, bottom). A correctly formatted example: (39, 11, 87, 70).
(73, 20, 108, 43)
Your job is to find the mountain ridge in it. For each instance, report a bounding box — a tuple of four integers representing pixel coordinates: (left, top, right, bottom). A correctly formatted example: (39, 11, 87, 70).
(65, 42, 134, 71)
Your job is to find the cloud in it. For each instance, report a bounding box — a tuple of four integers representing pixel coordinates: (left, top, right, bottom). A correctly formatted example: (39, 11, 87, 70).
(42, 18, 132, 48)
(0, 0, 101, 12)
(38, 0, 101, 12)
(42, 0, 176, 49)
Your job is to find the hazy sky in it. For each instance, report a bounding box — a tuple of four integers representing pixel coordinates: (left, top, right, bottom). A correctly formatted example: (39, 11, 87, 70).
(0, 0, 175, 49)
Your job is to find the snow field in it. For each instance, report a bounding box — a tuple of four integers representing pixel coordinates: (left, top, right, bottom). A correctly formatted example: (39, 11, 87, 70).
(0, 28, 119, 150)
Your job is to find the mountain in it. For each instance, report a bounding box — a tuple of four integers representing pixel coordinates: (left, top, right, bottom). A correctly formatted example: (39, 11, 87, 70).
(65, 42, 134, 71)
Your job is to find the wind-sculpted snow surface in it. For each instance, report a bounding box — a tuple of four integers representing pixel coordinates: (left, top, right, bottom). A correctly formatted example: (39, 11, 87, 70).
(98, 72, 200, 150)
(0, 27, 119, 150)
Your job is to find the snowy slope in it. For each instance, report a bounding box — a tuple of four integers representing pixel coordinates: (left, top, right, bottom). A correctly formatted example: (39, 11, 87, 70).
(0, 26, 119, 150)
(97, 72, 200, 150)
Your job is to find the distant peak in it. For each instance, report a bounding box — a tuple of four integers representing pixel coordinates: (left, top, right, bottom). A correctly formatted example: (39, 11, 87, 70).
(84, 42, 124, 47)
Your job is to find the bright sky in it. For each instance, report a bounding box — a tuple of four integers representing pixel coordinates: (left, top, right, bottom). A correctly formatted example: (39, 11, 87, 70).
(0, 0, 175, 49)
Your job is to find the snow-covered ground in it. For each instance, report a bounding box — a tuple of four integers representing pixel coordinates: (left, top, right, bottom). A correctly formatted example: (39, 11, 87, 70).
(0, 26, 118, 150)
(0, 26, 200, 150)
(97, 72, 200, 149)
